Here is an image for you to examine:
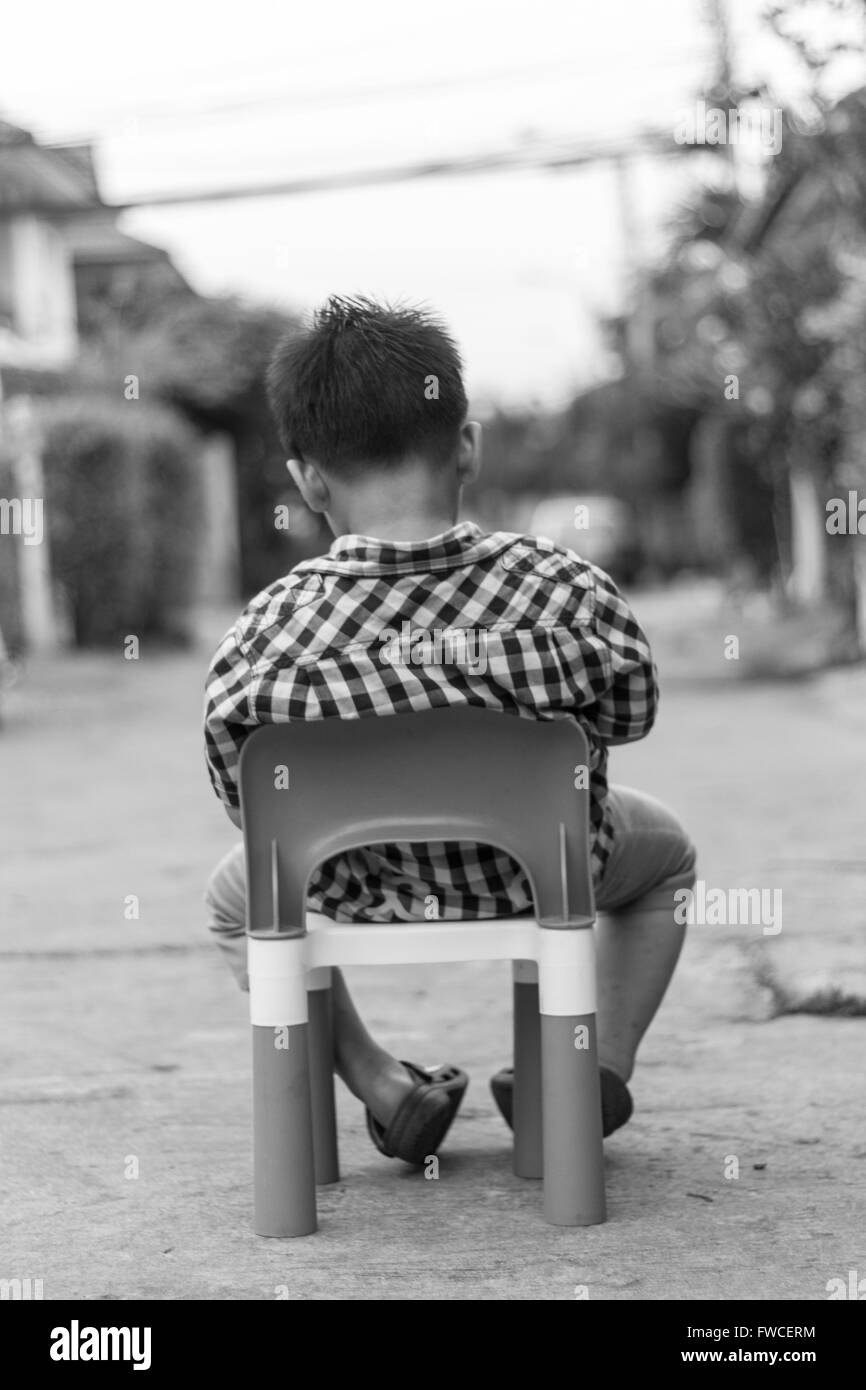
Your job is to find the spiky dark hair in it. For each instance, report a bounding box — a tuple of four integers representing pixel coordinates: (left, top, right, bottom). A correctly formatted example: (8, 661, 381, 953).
(266, 294, 468, 471)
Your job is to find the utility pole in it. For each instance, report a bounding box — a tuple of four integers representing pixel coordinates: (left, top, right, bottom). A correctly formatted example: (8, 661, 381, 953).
(1, 389, 57, 652)
(706, 0, 734, 101)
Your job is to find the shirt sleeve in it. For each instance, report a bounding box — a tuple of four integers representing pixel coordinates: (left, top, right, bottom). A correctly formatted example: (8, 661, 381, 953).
(587, 563, 659, 745)
(204, 623, 257, 809)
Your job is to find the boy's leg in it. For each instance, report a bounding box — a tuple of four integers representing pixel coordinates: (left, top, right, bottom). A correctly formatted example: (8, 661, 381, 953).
(329, 969, 417, 1123)
(594, 788, 697, 1083)
(204, 846, 415, 1124)
(204, 843, 249, 990)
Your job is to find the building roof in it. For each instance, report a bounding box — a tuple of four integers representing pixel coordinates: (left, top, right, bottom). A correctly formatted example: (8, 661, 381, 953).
(0, 119, 31, 144)
(63, 215, 175, 265)
(0, 118, 103, 213)
(45, 143, 101, 201)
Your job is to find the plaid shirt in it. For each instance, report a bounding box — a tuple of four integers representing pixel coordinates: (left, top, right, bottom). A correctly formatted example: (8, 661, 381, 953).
(204, 521, 658, 921)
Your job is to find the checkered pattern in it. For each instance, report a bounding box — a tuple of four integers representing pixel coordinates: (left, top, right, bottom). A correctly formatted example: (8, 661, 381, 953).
(204, 521, 658, 921)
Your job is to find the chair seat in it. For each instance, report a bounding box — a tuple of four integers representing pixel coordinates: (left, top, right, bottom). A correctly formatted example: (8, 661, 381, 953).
(302, 911, 593, 970)
(293, 913, 598, 1023)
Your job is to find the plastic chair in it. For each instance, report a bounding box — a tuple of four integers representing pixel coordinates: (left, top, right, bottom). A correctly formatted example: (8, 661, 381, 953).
(238, 706, 605, 1237)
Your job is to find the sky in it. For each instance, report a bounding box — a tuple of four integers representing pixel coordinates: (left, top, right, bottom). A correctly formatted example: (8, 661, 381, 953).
(2, 0, 864, 406)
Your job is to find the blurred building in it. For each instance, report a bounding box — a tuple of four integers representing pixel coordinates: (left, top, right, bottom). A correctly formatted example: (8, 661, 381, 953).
(0, 118, 237, 654)
(0, 119, 191, 366)
(0, 118, 86, 365)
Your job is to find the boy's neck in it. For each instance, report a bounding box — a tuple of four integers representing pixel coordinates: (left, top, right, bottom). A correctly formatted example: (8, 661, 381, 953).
(333, 509, 459, 543)
(327, 466, 462, 543)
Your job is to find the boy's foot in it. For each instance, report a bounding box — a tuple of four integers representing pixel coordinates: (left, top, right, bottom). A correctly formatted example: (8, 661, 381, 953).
(365, 1062, 468, 1165)
(489, 1065, 633, 1137)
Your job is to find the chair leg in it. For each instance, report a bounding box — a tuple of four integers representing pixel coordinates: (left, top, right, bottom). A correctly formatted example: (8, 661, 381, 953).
(308, 969, 339, 1186)
(513, 963, 542, 1179)
(538, 926, 606, 1227)
(249, 936, 317, 1237)
(540, 1012, 606, 1225)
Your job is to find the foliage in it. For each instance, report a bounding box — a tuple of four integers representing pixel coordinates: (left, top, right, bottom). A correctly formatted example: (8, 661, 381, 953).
(77, 293, 312, 594)
(644, 23, 866, 591)
(39, 395, 200, 646)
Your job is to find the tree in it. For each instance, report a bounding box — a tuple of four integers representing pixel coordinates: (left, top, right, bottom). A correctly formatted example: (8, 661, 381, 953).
(646, 0, 866, 640)
(77, 292, 324, 595)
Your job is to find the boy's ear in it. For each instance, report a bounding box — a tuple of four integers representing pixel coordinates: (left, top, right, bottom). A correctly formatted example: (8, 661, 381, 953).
(286, 457, 330, 514)
(456, 421, 482, 486)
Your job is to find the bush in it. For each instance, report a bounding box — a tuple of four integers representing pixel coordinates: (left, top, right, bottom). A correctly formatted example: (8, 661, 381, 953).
(82, 295, 312, 595)
(39, 395, 201, 647)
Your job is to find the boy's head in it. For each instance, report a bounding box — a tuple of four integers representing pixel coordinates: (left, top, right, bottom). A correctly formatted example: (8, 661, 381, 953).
(267, 295, 480, 536)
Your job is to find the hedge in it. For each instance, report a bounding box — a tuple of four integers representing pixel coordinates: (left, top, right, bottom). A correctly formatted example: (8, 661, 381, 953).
(39, 395, 201, 647)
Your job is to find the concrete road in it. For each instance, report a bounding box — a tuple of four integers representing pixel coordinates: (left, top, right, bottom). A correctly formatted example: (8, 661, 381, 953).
(1, 606, 864, 1300)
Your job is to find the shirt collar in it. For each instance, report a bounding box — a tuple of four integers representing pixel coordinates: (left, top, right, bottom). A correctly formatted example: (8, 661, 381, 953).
(315, 521, 511, 573)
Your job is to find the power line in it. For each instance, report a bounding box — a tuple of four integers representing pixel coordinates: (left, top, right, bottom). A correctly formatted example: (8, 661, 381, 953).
(89, 130, 689, 211)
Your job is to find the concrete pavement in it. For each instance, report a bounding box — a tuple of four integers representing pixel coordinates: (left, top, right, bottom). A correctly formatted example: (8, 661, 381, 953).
(2, 606, 864, 1299)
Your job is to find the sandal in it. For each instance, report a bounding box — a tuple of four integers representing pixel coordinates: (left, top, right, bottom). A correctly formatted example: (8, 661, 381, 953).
(366, 1061, 468, 1165)
(490, 1064, 633, 1137)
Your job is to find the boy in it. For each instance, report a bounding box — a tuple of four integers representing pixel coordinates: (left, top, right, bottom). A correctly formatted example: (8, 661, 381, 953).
(204, 295, 696, 1164)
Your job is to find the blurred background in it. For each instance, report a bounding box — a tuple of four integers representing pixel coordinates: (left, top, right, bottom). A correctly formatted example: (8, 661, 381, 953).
(2, 0, 866, 681)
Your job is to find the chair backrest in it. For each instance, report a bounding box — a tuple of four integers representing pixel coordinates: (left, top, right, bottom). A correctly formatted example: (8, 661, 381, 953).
(238, 707, 595, 936)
